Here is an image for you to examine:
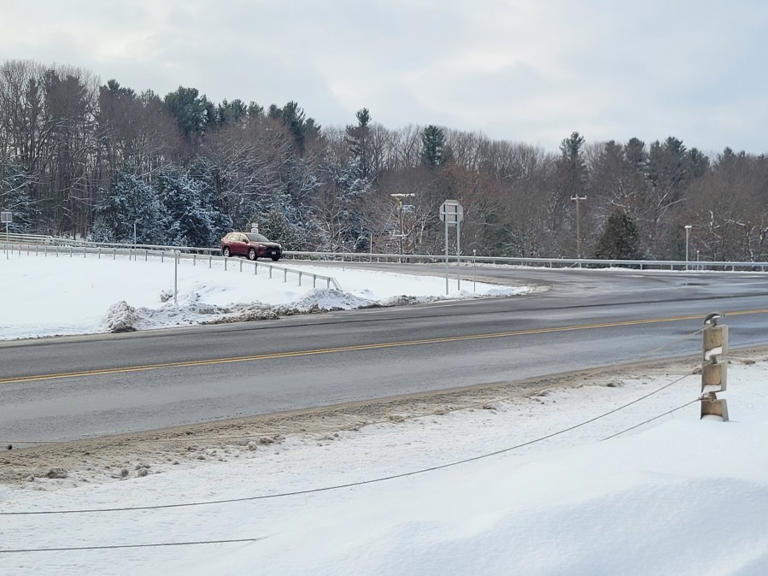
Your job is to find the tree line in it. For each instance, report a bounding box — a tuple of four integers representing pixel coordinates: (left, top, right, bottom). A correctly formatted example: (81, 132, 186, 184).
(1, 59, 767, 261)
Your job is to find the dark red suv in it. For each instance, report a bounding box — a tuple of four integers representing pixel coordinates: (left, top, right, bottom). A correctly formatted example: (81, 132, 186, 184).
(221, 232, 282, 261)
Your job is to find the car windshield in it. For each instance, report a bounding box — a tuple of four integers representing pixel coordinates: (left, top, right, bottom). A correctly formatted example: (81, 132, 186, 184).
(246, 233, 270, 242)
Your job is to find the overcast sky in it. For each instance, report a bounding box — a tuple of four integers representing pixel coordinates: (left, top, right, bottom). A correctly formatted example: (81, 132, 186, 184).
(1, 0, 765, 153)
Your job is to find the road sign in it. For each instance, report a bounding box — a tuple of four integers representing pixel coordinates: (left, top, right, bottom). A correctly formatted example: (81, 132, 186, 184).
(0, 211, 11, 224)
(439, 200, 463, 294)
(440, 200, 463, 224)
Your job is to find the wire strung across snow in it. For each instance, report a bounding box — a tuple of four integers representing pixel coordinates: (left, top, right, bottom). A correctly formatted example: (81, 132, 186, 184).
(0, 369, 699, 518)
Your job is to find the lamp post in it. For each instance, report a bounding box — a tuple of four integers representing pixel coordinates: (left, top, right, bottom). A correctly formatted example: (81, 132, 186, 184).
(390, 193, 415, 258)
(685, 225, 692, 271)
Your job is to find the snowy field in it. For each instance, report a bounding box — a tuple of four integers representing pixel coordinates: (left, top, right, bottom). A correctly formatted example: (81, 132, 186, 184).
(1, 356, 766, 574)
(0, 251, 531, 340)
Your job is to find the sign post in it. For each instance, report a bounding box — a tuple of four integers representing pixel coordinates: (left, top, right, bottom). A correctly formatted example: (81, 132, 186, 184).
(1, 211, 11, 236)
(439, 200, 463, 295)
(1, 211, 12, 255)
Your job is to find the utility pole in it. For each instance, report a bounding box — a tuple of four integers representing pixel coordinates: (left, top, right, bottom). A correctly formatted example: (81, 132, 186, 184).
(570, 195, 587, 259)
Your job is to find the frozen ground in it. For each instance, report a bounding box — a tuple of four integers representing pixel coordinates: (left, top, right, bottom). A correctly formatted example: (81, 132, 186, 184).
(1, 354, 766, 575)
(0, 251, 532, 340)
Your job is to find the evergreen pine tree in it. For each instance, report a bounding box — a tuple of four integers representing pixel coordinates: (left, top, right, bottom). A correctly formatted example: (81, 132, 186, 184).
(421, 125, 449, 168)
(156, 166, 215, 247)
(594, 208, 641, 260)
(92, 169, 165, 243)
(188, 158, 233, 243)
(346, 108, 372, 180)
(0, 163, 40, 232)
(258, 209, 301, 249)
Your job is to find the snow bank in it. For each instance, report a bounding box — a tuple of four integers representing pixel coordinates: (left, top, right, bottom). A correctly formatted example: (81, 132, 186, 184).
(0, 253, 532, 340)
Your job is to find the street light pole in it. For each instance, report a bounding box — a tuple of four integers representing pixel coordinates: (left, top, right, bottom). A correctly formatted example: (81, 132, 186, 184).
(685, 224, 692, 271)
(390, 193, 415, 259)
(570, 195, 587, 259)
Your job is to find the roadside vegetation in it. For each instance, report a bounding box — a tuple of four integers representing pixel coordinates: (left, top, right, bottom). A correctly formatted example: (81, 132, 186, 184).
(1, 59, 767, 260)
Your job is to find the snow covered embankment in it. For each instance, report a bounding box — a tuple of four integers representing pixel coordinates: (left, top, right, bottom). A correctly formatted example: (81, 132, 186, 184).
(0, 254, 532, 339)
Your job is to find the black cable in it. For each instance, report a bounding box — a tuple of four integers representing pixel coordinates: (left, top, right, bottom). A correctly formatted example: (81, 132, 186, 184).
(0, 370, 697, 516)
(601, 398, 700, 441)
(0, 537, 268, 554)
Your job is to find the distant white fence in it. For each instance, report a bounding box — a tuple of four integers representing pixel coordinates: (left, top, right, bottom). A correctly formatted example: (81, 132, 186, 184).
(1, 236, 342, 291)
(3, 233, 768, 273)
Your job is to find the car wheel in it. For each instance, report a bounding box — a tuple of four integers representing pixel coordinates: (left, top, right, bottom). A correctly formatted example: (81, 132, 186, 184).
(223, 247, 231, 257)
(271, 254, 280, 261)
(248, 248, 257, 261)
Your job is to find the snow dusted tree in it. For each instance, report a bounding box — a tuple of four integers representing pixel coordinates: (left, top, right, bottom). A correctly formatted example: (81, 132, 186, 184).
(91, 169, 165, 243)
(346, 108, 373, 181)
(188, 157, 233, 243)
(257, 209, 301, 249)
(0, 162, 40, 232)
(156, 166, 215, 247)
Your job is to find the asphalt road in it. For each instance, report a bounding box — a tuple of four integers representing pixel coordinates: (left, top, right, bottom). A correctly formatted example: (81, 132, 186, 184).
(2, 265, 768, 443)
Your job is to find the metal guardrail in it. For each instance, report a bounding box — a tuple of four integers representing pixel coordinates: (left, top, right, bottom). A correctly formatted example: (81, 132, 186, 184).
(280, 250, 768, 272)
(4, 233, 768, 273)
(1, 238, 342, 291)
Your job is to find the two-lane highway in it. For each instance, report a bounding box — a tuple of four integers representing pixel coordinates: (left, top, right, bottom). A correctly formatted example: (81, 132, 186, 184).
(1, 267, 767, 443)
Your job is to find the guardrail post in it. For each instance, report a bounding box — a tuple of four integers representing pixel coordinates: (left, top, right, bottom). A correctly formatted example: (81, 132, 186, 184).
(299, 271, 302, 286)
(193, 254, 196, 267)
(269, 265, 273, 279)
(239, 260, 243, 272)
(98, 247, 101, 259)
(209, 255, 212, 268)
(254, 261, 257, 275)
(283, 269, 287, 283)
(69, 245, 73, 258)
(326, 278, 331, 289)
(161, 251, 164, 263)
(313, 274, 317, 288)
(701, 313, 729, 421)
(224, 258, 227, 271)
(112, 247, 115, 260)
(145, 249, 148, 262)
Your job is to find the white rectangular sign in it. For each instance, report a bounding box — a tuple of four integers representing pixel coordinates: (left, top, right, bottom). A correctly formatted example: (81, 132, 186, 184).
(0, 211, 11, 224)
(439, 200, 463, 224)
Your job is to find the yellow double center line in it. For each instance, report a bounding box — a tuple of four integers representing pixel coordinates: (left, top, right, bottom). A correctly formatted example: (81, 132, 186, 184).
(3, 308, 768, 386)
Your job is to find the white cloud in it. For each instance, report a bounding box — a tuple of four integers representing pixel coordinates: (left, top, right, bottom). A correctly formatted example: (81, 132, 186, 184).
(1, 0, 766, 152)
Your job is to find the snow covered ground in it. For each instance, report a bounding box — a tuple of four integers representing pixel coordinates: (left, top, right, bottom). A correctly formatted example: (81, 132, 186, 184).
(2, 249, 765, 574)
(1, 356, 766, 575)
(0, 251, 531, 340)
